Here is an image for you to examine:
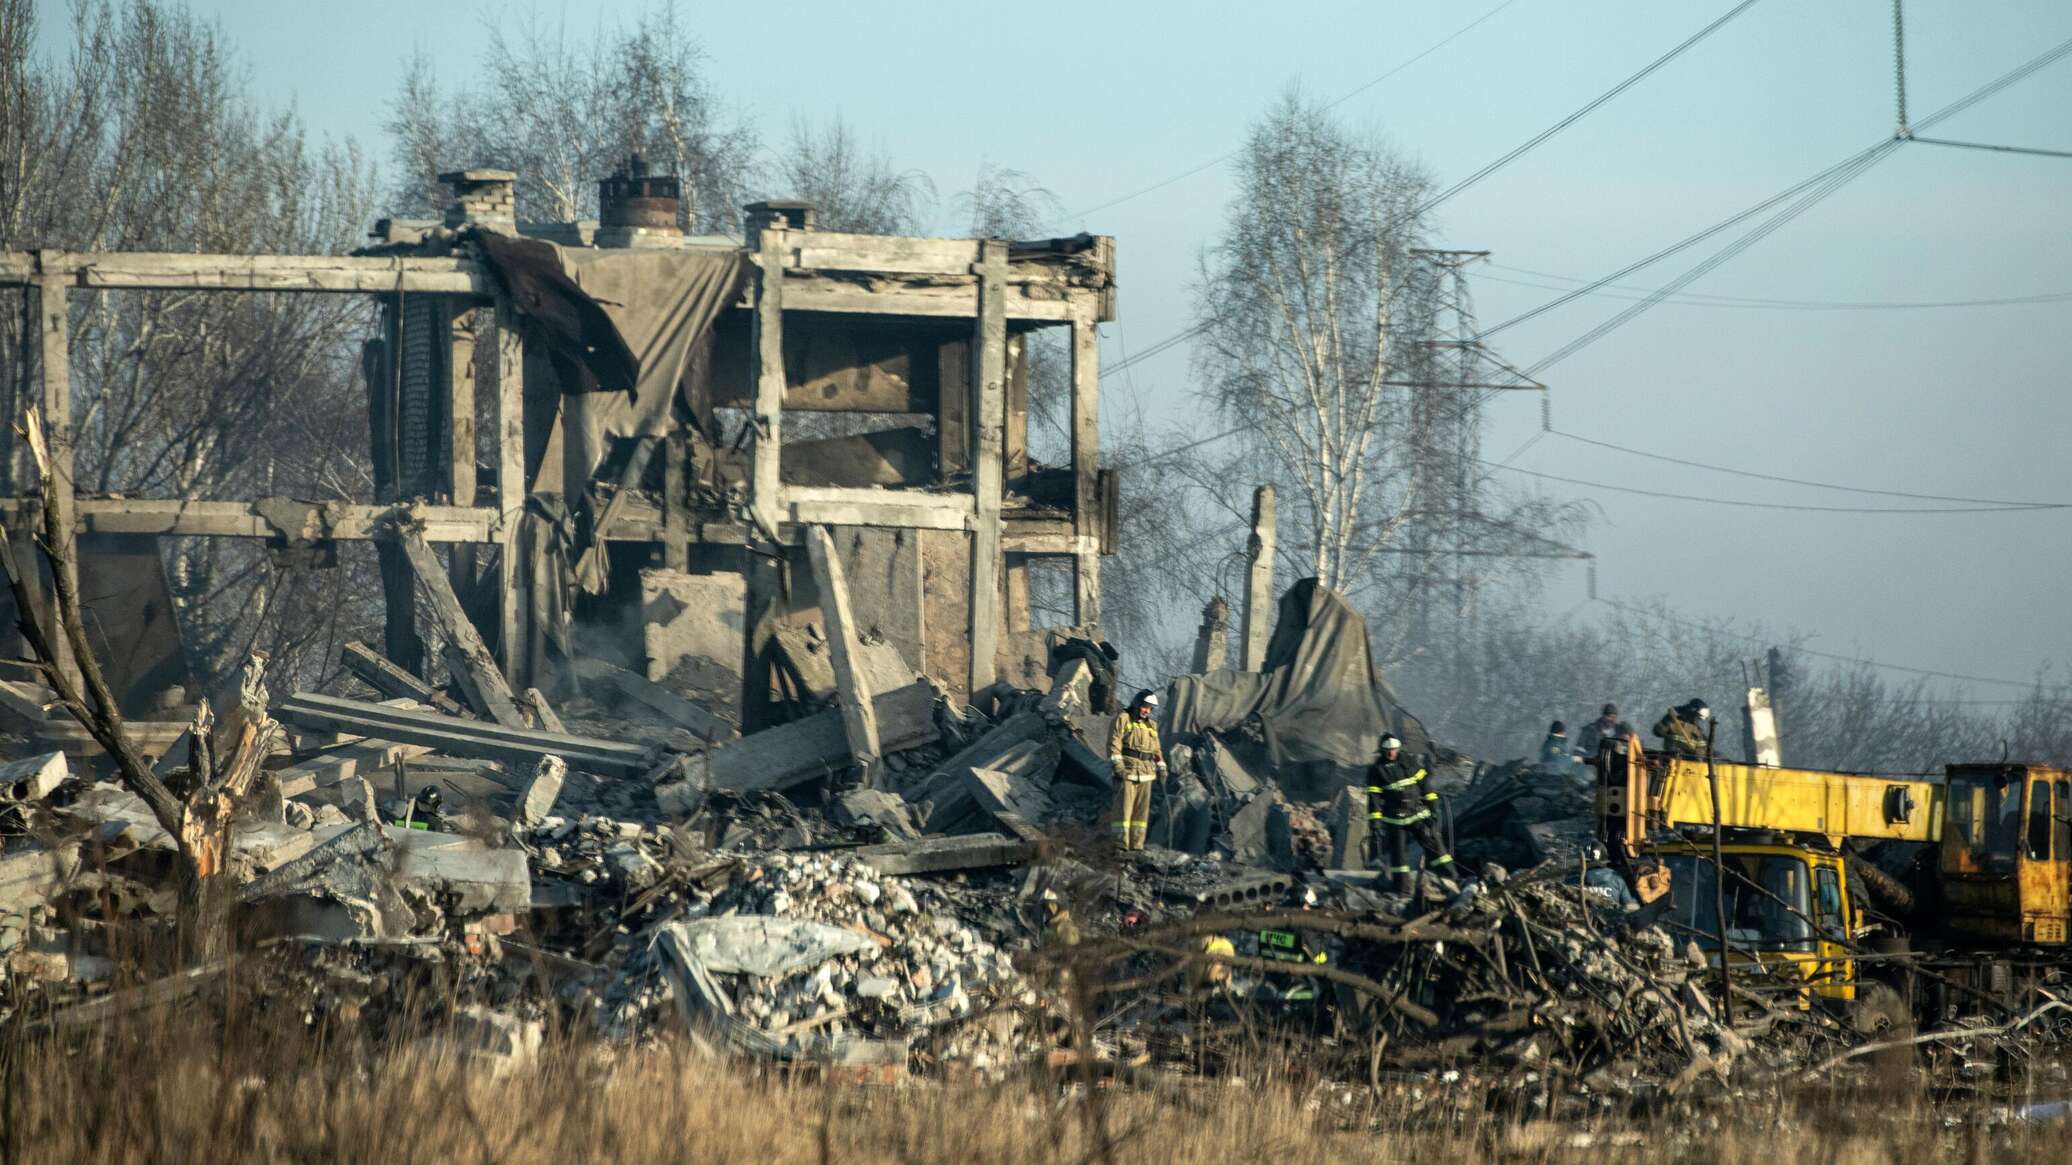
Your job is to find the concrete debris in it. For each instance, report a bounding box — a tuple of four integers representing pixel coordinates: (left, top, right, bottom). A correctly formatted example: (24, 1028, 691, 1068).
(657, 916, 877, 978)
(0, 615, 2023, 1107)
(0, 751, 67, 802)
(518, 755, 567, 827)
(701, 681, 940, 795)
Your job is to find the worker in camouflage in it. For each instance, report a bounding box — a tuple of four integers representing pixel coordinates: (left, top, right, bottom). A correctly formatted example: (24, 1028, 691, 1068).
(1108, 689, 1168, 851)
(1651, 699, 1711, 760)
(1365, 733, 1453, 893)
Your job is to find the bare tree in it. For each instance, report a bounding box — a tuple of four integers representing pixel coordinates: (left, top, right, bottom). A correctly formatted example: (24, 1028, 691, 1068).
(383, 8, 756, 234)
(772, 115, 933, 235)
(1, 0, 382, 694)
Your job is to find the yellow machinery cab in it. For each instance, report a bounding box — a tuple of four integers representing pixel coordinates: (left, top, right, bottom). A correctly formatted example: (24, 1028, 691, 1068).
(1938, 764, 2071, 946)
(1644, 836, 1859, 1000)
(1596, 743, 1943, 1002)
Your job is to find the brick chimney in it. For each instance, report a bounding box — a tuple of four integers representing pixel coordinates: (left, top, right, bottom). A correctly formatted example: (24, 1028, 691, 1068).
(439, 168, 517, 231)
(595, 153, 682, 248)
(743, 199, 816, 237)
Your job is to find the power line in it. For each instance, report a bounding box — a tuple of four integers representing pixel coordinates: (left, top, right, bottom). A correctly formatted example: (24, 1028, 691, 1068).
(1421, 0, 1766, 213)
(1527, 142, 1904, 371)
(1480, 459, 2069, 513)
(1108, 424, 1249, 470)
(1542, 429, 2065, 507)
(1479, 264, 2072, 310)
(1483, 31, 2072, 346)
(1047, 0, 1527, 229)
(1098, 0, 1765, 380)
(1509, 31, 2072, 372)
(1595, 596, 2044, 689)
(1904, 135, 2072, 160)
(1479, 145, 1895, 340)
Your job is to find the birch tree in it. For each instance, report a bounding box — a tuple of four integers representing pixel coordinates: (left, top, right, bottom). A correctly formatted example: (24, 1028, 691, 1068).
(384, 9, 756, 234)
(1193, 91, 1432, 595)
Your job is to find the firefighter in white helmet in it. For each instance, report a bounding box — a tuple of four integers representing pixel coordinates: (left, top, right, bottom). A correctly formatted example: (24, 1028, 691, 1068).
(1107, 688, 1167, 851)
(1366, 732, 1453, 892)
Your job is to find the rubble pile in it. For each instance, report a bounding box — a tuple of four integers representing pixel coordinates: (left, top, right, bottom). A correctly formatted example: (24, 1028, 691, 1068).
(1342, 873, 1795, 1095)
(0, 627, 2045, 1106)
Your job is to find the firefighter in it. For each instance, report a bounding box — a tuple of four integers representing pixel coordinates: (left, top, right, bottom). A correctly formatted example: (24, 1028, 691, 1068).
(1107, 689, 1167, 851)
(1365, 733, 1454, 892)
(1190, 933, 1236, 992)
(1651, 698, 1711, 760)
(1038, 889, 1080, 949)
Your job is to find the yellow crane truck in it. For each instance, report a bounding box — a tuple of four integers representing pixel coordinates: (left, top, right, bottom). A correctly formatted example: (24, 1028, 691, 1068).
(1594, 740, 2072, 1027)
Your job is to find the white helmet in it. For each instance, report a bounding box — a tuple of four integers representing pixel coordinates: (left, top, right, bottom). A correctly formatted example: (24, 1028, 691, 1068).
(1378, 734, 1403, 752)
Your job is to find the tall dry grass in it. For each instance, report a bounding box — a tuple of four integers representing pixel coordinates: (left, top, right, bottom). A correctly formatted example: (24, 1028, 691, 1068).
(0, 984, 2063, 1165)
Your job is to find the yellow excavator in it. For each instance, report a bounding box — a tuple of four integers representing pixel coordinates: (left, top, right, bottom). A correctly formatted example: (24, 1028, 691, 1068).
(1594, 740, 2072, 1023)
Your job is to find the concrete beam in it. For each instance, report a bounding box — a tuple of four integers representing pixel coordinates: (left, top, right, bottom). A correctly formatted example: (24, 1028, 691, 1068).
(393, 527, 526, 729)
(967, 242, 1008, 694)
(1241, 485, 1276, 671)
(804, 526, 881, 784)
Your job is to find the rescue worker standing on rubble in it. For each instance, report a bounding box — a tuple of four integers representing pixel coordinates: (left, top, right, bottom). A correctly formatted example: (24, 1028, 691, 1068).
(1575, 703, 1620, 759)
(1651, 699, 1711, 760)
(1108, 689, 1168, 851)
(1365, 733, 1454, 892)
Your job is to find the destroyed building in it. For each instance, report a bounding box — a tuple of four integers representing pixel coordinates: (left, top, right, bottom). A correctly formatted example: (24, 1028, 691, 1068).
(0, 158, 1118, 752)
(2, 159, 2047, 1112)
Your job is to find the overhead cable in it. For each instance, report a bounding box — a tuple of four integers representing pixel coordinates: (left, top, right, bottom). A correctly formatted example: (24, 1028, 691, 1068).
(1480, 460, 2068, 514)
(1049, 0, 1527, 228)
(1541, 429, 2065, 507)
(1595, 596, 2044, 688)
(1099, 0, 1766, 378)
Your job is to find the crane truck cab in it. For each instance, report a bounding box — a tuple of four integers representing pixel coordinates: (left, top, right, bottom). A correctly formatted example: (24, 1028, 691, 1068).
(1644, 834, 1861, 1001)
(1938, 763, 2072, 946)
(1593, 741, 1938, 1010)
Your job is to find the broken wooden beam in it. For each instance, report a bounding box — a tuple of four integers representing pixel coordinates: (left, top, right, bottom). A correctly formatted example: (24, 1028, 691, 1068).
(699, 681, 937, 795)
(803, 525, 881, 784)
(273, 692, 653, 776)
(392, 527, 525, 729)
(522, 687, 565, 733)
(340, 641, 468, 717)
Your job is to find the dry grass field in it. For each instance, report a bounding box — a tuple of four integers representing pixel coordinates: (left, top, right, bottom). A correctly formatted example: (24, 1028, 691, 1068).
(0, 997, 2061, 1165)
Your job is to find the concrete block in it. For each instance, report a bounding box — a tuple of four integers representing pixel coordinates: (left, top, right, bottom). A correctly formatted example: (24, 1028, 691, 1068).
(854, 833, 1031, 876)
(961, 740, 1058, 827)
(1327, 784, 1369, 870)
(0, 752, 66, 802)
(518, 755, 566, 827)
(640, 569, 747, 684)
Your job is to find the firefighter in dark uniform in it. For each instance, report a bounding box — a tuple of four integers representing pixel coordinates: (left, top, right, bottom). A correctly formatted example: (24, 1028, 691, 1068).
(1365, 733, 1454, 892)
(1651, 698, 1711, 760)
(1257, 886, 1333, 1029)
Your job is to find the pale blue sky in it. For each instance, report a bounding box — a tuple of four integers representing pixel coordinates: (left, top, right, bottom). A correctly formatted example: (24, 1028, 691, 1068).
(30, 0, 2072, 694)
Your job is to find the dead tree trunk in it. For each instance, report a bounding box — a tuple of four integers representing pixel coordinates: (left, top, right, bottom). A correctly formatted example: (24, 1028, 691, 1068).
(0, 407, 264, 960)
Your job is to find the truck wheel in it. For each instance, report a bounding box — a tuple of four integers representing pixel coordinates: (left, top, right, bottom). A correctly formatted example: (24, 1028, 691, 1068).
(1851, 982, 1913, 1039)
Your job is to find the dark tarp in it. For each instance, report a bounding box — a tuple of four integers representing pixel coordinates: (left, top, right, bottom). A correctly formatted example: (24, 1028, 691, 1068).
(1161, 579, 1429, 773)
(473, 233, 747, 480)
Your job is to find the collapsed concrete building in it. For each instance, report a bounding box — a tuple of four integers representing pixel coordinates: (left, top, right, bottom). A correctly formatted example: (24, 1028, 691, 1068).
(0, 159, 1118, 752)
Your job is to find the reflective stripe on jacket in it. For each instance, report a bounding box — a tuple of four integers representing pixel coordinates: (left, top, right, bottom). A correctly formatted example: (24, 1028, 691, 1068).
(1108, 714, 1164, 781)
